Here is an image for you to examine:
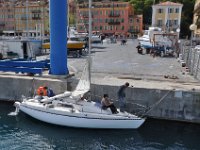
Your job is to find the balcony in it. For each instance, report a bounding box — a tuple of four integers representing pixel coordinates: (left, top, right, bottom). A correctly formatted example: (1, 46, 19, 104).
(82, 14, 89, 18)
(21, 16, 28, 20)
(32, 10, 41, 13)
(0, 22, 5, 26)
(79, 5, 88, 8)
(108, 13, 120, 17)
(108, 21, 120, 25)
(128, 28, 140, 33)
(129, 14, 134, 17)
(32, 17, 41, 20)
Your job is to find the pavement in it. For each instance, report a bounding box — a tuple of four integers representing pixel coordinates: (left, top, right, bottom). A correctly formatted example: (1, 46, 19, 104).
(1, 38, 200, 91)
(67, 39, 200, 91)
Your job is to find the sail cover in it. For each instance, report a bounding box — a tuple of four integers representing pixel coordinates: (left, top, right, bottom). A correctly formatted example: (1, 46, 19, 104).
(71, 61, 90, 99)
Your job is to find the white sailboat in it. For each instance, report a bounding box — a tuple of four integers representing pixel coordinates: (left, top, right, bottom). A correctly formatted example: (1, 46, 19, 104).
(14, 0, 145, 129)
(14, 59, 145, 129)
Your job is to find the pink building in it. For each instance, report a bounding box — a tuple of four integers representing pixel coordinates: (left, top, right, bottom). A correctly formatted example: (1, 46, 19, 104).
(77, 1, 143, 36)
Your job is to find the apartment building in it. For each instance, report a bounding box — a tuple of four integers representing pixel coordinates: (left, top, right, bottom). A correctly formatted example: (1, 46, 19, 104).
(0, 0, 49, 37)
(0, 2, 15, 32)
(77, 1, 143, 36)
(16, 1, 49, 37)
(152, 1, 183, 33)
(0, 0, 142, 37)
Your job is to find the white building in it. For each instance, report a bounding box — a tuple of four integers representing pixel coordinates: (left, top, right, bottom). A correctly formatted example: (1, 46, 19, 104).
(151, 1, 183, 33)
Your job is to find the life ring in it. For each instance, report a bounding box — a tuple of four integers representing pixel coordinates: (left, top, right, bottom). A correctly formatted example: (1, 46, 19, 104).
(37, 86, 47, 96)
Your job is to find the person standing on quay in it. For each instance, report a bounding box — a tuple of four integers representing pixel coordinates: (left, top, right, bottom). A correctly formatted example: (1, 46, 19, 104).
(117, 82, 129, 112)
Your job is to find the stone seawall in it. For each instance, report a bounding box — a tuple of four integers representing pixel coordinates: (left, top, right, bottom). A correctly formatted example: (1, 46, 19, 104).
(0, 75, 68, 101)
(1, 76, 200, 124)
(91, 84, 200, 124)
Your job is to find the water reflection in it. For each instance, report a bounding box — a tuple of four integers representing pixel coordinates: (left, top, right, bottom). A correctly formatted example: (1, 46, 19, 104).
(139, 119, 200, 150)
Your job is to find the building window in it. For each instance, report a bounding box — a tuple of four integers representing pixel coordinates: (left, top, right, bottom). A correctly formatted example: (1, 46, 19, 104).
(166, 20, 173, 26)
(158, 9, 163, 13)
(168, 8, 174, 13)
(136, 26, 139, 32)
(175, 8, 179, 13)
(121, 26, 124, 30)
(157, 19, 163, 27)
(110, 26, 113, 30)
(174, 20, 178, 25)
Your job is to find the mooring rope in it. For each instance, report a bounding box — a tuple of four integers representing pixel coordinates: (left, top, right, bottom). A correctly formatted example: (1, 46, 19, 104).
(89, 89, 174, 118)
(138, 89, 174, 117)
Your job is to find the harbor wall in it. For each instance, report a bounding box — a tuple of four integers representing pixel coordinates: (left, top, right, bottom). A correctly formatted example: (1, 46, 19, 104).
(91, 84, 200, 124)
(0, 76, 68, 101)
(0, 76, 200, 124)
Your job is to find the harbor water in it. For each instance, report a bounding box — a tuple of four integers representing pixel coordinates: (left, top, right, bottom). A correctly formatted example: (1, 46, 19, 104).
(0, 101, 199, 150)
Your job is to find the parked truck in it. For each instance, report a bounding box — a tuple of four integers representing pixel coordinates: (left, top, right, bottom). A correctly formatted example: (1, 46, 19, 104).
(138, 27, 179, 57)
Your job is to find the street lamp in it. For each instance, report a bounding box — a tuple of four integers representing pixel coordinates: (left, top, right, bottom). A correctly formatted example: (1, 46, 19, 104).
(38, 0, 46, 38)
(190, 24, 197, 44)
(26, 0, 29, 37)
(176, 28, 180, 39)
(189, 24, 197, 75)
(10, 0, 17, 36)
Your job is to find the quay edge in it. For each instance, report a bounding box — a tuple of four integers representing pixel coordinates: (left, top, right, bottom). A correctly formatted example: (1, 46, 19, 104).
(0, 75, 69, 101)
(0, 75, 200, 124)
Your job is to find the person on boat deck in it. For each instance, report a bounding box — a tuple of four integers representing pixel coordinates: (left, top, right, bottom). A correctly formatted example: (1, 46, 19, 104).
(117, 82, 129, 112)
(37, 86, 47, 97)
(45, 87, 55, 97)
(37, 86, 55, 98)
(101, 94, 118, 114)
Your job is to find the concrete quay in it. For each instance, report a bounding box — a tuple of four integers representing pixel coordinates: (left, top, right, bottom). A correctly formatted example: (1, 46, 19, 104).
(0, 39, 200, 124)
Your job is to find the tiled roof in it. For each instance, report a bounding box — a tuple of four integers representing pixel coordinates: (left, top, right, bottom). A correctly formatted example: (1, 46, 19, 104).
(156, 1, 182, 6)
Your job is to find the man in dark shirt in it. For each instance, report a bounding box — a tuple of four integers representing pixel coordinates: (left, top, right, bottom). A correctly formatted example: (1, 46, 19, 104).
(101, 94, 118, 114)
(117, 82, 129, 112)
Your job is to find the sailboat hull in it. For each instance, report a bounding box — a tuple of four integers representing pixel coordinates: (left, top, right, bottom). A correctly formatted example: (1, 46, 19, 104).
(18, 101, 145, 129)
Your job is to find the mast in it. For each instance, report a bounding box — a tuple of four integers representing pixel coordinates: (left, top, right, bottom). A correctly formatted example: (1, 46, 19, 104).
(88, 0, 92, 86)
(26, 0, 29, 36)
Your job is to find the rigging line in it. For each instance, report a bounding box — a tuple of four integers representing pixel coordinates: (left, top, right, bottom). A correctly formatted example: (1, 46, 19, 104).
(89, 89, 174, 117)
(28, 77, 35, 97)
(77, 4, 87, 33)
(133, 89, 174, 118)
(143, 89, 174, 115)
